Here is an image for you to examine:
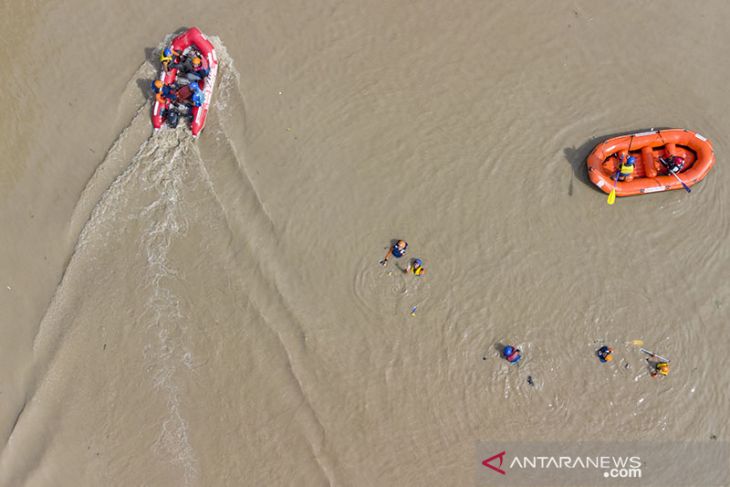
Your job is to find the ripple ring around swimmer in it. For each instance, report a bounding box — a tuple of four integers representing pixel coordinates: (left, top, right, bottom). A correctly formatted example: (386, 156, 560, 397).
(353, 259, 432, 316)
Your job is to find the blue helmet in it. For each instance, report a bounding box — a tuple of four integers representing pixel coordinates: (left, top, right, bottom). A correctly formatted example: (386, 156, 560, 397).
(164, 47, 172, 57)
(503, 346, 514, 357)
(414, 258, 423, 267)
(189, 82, 201, 91)
(626, 156, 637, 165)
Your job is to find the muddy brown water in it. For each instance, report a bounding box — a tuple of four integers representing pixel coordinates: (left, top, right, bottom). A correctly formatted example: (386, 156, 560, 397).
(1, 1, 728, 485)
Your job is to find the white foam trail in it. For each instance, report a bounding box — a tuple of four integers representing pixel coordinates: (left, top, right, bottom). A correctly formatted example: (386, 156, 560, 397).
(129, 39, 241, 480)
(87, 128, 200, 483)
(29, 33, 242, 485)
(134, 131, 199, 484)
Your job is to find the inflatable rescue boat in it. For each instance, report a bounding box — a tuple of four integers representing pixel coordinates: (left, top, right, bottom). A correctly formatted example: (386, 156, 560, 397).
(586, 129, 715, 197)
(151, 27, 218, 137)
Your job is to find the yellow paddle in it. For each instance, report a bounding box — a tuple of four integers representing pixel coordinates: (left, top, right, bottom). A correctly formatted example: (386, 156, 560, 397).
(607, 171, 619, 205)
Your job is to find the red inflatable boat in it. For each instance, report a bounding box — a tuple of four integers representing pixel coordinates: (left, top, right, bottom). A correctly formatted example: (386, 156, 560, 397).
(587, 129, 715, 197)
(151, 27, 218, 137)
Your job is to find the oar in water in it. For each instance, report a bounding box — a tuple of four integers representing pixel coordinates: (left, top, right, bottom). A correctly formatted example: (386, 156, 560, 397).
(659, 157, 691, 193)
(640, 348, 670, 363)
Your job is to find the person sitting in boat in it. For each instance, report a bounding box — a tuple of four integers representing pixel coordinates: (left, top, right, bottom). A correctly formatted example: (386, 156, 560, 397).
(380, 240, 408, 266)
(502, 345, 521, 364)
(596, 346, 613, 363)
(405, 258, 426, 276)
(151, 80, 178, 105)
(616, 155, 636, 182)
(187, 82, 205, 107)
(180, 56, 209, 82)
(660, 155, 685, 175)
(163, 105, 180, 128)
(159, 46, 180, 73)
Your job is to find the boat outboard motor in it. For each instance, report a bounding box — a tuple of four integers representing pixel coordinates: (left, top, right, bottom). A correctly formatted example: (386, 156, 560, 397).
(165, 106, 180, 129)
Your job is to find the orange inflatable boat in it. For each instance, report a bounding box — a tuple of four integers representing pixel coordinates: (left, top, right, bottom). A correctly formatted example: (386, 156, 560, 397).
(586, 129, 715, 197)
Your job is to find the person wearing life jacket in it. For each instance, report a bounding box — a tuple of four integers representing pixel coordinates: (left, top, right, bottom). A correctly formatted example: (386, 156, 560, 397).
(406, 258, 426, 276)
(502, 345, 522, 364)
(163, 84, 178, 103)
(650, 360, 670, 378)
(164, 105, 180, 128)
(152, 79, 165, 104)
(616, 155, 636, 182)
(159, 46, 180, 72)
(660, 155, 685, 175)
(185, 57, 210, 82)
(380, 240, 408, 266)
(596, 346, 613, 363)
(152, 80, 178, 105)
(188, 82, 205, 107)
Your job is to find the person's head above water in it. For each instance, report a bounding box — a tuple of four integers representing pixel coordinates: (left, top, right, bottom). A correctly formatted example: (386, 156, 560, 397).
(503, 345, 521, 363)
(381, 240, 409, 265)
(164, 47, 172, 57)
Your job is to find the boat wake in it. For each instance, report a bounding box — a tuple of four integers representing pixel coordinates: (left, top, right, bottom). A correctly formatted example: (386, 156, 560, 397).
(10, 37, 242, 487)
(4, 34, 341, 486)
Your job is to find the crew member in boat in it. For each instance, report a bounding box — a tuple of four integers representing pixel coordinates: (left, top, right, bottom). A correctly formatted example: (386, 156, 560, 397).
(616, 154, 636, 182)
(175, 55, 210, 83)
(160, 46, 180, 73)
(163, 105, 181, 128)
(660, 155, 685, 175)
(189, 57, 210, 81)
(184, 82, 205, 108)
(151, 80, 178, 104)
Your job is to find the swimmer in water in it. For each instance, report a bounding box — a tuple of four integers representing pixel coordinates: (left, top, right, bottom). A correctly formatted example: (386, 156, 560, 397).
(596, 346, 613, 363)
(380, 240, 408, 266)
(650, 360, 670, 378)
(405, 258, 425, 276)
(502, 345, 521, 364)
